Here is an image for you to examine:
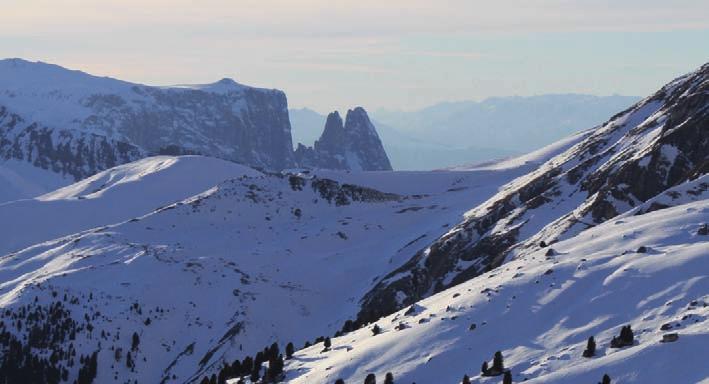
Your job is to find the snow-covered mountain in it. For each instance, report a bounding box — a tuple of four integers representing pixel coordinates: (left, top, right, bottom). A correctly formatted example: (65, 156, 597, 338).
(0, 58, 293, 181)
(357, 62, 709, 325)
(294, 108, 392, 171)
(0, 61, 705, 384)
(0, 148, 556, 383)
(0, 59, 398, 203)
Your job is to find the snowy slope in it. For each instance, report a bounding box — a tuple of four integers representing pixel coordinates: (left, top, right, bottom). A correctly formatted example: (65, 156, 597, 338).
(284, 198, 709, 384)
(0, 156, 537, 383)
(0, 159, 72, 203)
(0, 156, 259, 255)
(359, 62, 709, 323)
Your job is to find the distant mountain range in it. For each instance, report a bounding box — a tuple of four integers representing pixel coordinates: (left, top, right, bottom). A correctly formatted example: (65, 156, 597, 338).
(0, 59, 391, 203)
(291, 94, 640, 170)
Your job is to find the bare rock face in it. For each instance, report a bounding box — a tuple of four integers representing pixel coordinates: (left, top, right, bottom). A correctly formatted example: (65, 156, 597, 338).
(357, 62, 709, 325)
(0, 59, 295, 180)
(295, 107, 392, 171)
(0, 106, 144, 181)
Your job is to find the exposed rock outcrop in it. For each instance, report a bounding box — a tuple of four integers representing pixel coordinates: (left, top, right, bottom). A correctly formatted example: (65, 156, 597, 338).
(295, 107, 392, 171)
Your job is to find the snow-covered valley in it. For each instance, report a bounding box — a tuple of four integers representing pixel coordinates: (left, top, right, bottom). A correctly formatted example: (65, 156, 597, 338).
(0, 59, 706, 384)
(0, 151, 548, 383)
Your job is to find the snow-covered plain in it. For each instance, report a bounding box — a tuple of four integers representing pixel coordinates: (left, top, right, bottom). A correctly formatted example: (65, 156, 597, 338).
(285, 198, 709, 384)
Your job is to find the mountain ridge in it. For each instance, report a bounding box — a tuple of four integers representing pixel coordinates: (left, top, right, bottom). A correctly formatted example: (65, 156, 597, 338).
(357, 61, 709, 325)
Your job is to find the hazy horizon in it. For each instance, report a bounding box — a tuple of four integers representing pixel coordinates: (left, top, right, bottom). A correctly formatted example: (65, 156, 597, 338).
(2, 1, 707, 112)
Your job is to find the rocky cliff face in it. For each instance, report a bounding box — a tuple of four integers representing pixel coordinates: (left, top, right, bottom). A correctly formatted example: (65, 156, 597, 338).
(0, 106, 144, 181)
(357, 62, 709, 324)
(295, 107, 392, 171)
(0, 59, 295, 180)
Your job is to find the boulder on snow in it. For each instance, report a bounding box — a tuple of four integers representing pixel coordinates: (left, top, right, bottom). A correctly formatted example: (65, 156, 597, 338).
(661, 333, 679, 343)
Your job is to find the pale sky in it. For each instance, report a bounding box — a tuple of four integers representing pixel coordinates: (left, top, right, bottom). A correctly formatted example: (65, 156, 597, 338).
(2, 0, 708, 112)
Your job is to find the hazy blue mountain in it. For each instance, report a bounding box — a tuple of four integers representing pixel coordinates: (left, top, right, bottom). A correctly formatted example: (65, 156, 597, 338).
(290, 108, 520, 170)
(373, 94, 641, 152)
(291, 95, 639, 170)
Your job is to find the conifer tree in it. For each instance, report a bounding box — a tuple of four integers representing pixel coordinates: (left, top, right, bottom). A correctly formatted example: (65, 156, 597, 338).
(492, 351, 504, 373)
(583, 336, 596, 357)
(230, 360, 242, 376)
(481, 361, 489, 375)
(462, 374, 471, 384)
(250, 366, 260, 383)
(503, 371, 512, 384)
(324, 337, 332, 350)
(371, 324, 381, 336)
(131, 332, 140, 351)
(364, 373, 376, 384)
(286, 342, 295, 359)
(600, 374, 611, 384)
(335, 380, 345, 384)
(269, 342, 280, 360)
(266, 353, 285, 382)
(241, 356, 253, 375)
(384, 372, 394, 384)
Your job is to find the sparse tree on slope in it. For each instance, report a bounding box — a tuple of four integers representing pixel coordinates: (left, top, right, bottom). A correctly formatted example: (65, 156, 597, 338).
(372, 324, 381, 336)
(131, 332, 140, 351)
(286, 342, 295, 359)
(493, 351, 504, 373)
(583, 336, 596, 357)
(503, 370, 512, 384)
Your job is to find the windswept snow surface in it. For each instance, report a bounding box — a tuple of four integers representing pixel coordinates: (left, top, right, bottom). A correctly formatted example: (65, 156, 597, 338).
(0, 156, 259, 255)
(285, 199, 709, 384)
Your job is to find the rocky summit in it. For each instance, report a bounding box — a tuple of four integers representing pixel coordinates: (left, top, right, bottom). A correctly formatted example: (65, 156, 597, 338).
(295, 107, 392, 171)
